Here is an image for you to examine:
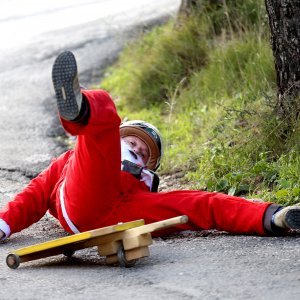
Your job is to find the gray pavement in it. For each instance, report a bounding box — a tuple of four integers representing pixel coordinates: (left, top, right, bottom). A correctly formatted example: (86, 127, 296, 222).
(0, 223, 299, 299)
(0, 1, 299, 299)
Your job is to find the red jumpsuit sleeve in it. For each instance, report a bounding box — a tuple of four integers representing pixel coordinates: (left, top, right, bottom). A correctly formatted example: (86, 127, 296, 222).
(0, 150, 72, 237)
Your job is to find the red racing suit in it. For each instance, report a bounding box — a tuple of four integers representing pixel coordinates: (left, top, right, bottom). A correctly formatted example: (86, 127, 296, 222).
(0, 89, 275, 238)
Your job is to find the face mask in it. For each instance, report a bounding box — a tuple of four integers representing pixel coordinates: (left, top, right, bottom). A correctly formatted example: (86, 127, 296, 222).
(121, 139, 145, 167)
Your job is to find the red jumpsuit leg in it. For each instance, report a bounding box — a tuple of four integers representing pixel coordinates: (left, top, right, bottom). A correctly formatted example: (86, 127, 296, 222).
(57, 89, 122, 232)
(104, 190, 273, 236)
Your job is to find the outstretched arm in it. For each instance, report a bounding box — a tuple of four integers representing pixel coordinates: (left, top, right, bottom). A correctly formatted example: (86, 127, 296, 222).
(0, 150, 72, 239)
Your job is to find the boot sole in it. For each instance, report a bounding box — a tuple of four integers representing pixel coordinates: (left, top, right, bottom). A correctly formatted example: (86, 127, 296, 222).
(285, 209, 300, 229)
(52, 51, 81, 120)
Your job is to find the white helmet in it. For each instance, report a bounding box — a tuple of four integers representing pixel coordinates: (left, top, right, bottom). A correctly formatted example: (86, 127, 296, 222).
(120, 120, 163, 171)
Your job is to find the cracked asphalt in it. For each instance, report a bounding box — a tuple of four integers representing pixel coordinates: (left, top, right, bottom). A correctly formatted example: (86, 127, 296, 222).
(0, 1, 299, 299)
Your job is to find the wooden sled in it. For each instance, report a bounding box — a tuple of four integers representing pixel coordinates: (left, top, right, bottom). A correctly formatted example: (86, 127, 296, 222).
(6, 215, 188, 269)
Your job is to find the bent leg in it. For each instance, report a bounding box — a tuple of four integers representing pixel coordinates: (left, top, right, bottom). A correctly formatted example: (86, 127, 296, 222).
(58, 89, 122, 232)
(103, 190, 273, 236)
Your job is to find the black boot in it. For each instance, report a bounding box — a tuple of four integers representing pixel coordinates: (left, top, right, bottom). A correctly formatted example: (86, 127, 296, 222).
(52, 51, 84, 121)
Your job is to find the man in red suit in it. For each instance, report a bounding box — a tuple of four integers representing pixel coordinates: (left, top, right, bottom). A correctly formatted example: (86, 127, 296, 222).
(0, 51, 299, 240)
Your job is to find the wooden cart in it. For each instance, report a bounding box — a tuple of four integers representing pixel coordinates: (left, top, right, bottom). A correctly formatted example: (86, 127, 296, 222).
(6, 215, 188, 269)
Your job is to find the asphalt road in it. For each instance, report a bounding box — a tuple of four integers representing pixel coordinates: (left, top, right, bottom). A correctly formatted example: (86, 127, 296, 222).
(0, 1, 299, 299)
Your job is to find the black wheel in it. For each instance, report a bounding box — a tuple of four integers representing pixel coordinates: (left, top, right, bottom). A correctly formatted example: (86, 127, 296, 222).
(6, 254, 21, 269)
(63, 250, 75, 258)
(117, 246, 137, 268)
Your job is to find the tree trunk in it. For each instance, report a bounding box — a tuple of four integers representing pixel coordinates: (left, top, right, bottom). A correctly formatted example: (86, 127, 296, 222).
(179, 0, 201, 16)
(265, 0, 300, 122)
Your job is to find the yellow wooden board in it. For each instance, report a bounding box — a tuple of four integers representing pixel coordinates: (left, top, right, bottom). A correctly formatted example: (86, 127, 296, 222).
(6, 215, 189, 269)
(12, 219, 145, 256)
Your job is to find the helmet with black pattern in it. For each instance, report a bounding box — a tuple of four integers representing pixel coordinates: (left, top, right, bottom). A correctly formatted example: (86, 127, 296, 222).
(120, 120, 163, 171)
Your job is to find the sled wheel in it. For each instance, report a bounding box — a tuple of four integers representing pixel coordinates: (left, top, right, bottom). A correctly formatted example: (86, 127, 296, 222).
(6, 254, 21, 269)
(63, 250, 75, 258)
(117, 246, 137, 268)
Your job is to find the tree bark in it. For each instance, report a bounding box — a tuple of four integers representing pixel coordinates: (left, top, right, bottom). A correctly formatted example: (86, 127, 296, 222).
(265, 0, 300, 121)
(179, 0, 201, 16)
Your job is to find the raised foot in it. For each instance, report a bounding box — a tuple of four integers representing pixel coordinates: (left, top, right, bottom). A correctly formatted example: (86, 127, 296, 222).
(52, 51, 82, 121)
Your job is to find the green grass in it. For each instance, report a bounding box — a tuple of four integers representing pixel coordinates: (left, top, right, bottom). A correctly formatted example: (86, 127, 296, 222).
(100, 0, 300, 205)
(102, 16, 209, 109)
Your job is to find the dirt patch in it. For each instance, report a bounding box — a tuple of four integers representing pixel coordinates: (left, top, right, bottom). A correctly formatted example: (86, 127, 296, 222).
(159, 171, 195, 192)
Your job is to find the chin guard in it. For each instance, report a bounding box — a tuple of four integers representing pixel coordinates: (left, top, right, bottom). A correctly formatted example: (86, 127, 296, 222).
(121, 160, 144, 179)
(121, 160, 160, 192)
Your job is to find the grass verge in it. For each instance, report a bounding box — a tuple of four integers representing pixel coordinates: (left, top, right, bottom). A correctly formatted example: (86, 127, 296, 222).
(99, 0, 300, 205)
